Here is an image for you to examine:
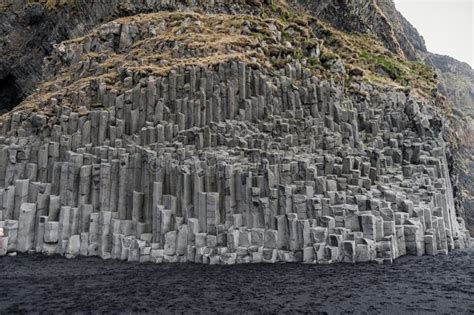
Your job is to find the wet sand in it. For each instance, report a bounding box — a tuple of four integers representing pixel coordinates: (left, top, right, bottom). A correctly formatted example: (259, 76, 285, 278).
(1, 249, 473, 314)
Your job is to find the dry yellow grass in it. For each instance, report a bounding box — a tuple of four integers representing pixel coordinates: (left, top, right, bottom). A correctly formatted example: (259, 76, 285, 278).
(1, 12, 277, 120)
(312, 19, 437, 98)
(54, 11, 312, 80)
(0, 7, 440, 123)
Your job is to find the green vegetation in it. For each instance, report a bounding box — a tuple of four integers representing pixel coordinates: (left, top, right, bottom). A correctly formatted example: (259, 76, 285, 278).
(264, 3, 438, 96)
(281, 31, 292, 42)
(319, 49, 339, 64)
(313, 20, 438, 96)
(359, 51, 402, 80)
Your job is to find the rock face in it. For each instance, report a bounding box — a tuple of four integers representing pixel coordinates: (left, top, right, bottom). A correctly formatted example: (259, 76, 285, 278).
(0, 0, 267, 113)
(293, 0, 426, 61)
(299, 0, 474, 235)
(293, 0, 405, 58)
(0, 1, 471, 264)
(430, 54, 474, 233)
(373, 0, 427, 58)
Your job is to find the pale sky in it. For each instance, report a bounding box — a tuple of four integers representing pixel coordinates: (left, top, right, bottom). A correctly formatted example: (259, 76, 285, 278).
(394, 0, 474, 67)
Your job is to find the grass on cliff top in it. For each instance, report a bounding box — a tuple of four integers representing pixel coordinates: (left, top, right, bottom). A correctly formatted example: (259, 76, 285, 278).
(2, 11, 288, 117)
(2, 2, 439, 122)
(313, 20, 437, 97)
(56, 10, 320, 79)
(18, 0, 437, 98)
(261, 3, 438, 97)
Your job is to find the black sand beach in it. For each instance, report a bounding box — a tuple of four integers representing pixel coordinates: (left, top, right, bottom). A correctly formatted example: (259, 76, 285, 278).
(1, 249, 474, 314)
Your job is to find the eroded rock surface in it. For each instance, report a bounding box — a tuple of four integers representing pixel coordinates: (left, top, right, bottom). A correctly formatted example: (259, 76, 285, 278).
(297, 0, 474, 234)
(0, 0, 268, 112)
(0, 6, 471, 265)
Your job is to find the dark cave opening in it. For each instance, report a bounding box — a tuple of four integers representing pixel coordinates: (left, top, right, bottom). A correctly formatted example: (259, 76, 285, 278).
(0, 74, 23, 114)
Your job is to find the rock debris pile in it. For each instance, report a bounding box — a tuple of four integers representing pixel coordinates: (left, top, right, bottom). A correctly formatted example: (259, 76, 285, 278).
(0, 11, 470, 264)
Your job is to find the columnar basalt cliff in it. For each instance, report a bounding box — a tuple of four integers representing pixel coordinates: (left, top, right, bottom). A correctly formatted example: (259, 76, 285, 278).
(0, 0, 269, 112)
(426, 54, 474, 233)
(293, 0, 474, 235)
(0, 0, 471, 263)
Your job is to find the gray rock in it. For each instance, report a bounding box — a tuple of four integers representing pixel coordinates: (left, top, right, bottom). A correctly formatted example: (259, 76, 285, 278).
(65, 235, 81, 259)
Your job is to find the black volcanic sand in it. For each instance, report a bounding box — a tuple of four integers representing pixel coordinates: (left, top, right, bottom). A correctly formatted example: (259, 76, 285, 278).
(1, 249, 474, 314)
